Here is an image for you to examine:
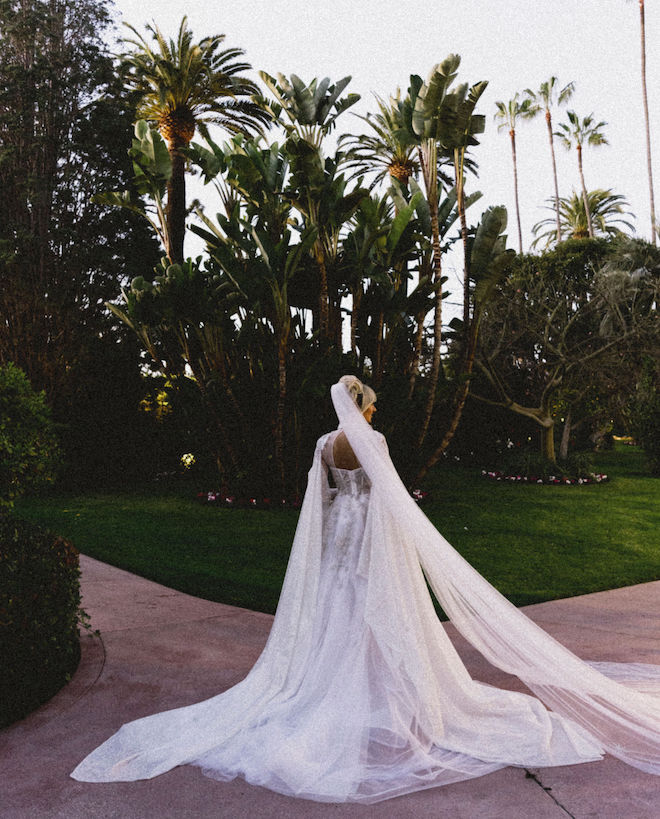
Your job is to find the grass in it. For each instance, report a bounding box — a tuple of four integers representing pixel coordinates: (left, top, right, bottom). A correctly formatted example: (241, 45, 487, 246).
(14, 445, 660, 614)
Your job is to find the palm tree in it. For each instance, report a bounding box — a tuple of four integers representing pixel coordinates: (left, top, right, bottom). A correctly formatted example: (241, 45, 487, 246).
(494, 94, 536, 254)
(404, 56, 463, 446)
(445, 79, 488, 329)
(339, 92, 420, 191)
(259, 72, 362, 342)
(555, 111, 608, 239)
(524, 77, 575, 243)
(121, 17, 268, 263)
(629, 0, 656, 244)
(531, 189, 635, 248)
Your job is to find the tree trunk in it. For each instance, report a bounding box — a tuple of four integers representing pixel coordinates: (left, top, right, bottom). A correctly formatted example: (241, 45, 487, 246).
(350, 286, 361, 356)
(510, 129, 524, 254)
(639, 1, 657, 245)
(274, 336, 287, 495)
(559, 407, 572, 460)
(315, 243, 330, 340)
(546, 110, 562, 243)
(374, 311, 384, 387)
(408, 310, 425, 399)
(413, 317, 480, 485)
(455, 154, 471, 332)
(417, 207, 444, 447)
(165, 141, 186, 264)
(577, 145, 594, 238)
(541, 422, 556, 462)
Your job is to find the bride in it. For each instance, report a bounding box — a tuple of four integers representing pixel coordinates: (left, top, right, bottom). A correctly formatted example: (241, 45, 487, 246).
(72, 375, 660, 803)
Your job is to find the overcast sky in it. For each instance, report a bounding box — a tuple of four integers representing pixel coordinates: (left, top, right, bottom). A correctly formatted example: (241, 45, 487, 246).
(109, 0, 658, 270)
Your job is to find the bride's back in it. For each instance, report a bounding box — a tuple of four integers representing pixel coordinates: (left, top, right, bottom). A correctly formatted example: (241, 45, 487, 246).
(331, 430, 361, 470)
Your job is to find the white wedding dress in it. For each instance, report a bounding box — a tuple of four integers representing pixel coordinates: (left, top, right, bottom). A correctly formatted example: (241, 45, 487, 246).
(71, 382, 660, 803)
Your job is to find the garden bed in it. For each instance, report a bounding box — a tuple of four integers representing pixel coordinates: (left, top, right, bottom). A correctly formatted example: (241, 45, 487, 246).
(481, 469, 608, 485)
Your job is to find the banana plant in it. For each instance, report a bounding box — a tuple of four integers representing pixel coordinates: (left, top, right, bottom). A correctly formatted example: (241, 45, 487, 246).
(190, 136, 319, 490)
(105, 256, 245, 476)
(93, 120, 172, 252)
(285, 144, 368, 343)
(342, 189, 426, 382)
(414, 206, 515, 483)
(258, 72, 360, 148)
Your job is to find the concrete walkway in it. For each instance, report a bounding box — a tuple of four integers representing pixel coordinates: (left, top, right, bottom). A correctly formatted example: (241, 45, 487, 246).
(1, 555, 659, 818)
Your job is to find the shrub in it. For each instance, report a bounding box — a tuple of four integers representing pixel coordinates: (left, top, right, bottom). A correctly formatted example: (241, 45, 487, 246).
(630, 359, 660, 476)
(0, 363, 59, 510)
(0, 516, 81, 728)
(497, 449, 596, 481)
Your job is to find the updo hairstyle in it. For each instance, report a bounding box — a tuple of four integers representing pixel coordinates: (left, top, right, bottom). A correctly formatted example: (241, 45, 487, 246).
(339, 375, 377, 414)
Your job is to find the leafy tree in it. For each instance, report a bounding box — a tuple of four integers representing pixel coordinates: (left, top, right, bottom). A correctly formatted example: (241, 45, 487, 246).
(472, 238, 659, 462)
(0, 363, 59, 510)
(524, 77, 575, 243)
(630, 358, 660, 474)
(494, 93, 536, 254)
(0, 0, 161, 483)
(532, 189, 634, 248)
(121, 16, 268, 263)
(555, 111, 608, 239)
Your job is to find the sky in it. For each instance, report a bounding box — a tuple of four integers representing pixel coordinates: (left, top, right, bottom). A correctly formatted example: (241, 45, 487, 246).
(107, 0, 659, 287)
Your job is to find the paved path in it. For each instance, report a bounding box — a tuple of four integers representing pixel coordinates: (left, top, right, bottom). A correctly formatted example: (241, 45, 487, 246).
(1, 556, 659, 818)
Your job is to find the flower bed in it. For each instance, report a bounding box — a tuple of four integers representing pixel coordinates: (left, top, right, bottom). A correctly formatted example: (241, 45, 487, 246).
(197, 488, 431, 508)
(481, 470, 608, 485)
(197, 492, 302, 510)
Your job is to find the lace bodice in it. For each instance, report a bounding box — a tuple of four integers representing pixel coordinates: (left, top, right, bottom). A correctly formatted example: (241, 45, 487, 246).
(322, 430, 371, 497)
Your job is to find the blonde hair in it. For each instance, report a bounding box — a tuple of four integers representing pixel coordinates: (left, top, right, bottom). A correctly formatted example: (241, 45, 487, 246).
(339, 375, 377, 414)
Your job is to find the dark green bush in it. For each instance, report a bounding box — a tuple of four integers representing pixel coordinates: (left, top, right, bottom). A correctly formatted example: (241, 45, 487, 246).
(0, 363, 59, 510)
(630, 359, 660, 476)
(498, 449, 595, 480)
(0, 516, 81, 728)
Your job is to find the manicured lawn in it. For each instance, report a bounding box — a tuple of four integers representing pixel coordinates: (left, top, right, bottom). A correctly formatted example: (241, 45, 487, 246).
(15, 446, 660, 614)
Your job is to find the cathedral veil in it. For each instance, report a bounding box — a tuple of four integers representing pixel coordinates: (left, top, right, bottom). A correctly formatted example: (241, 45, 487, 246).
(331, 381, 660, 775)
(71, 379, 660, 799)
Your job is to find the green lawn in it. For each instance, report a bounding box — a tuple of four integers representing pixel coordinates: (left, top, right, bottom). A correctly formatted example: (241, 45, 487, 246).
(15, 446, 660, 614)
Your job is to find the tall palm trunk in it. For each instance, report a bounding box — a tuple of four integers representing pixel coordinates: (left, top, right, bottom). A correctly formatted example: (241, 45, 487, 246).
(509, 129, 523, 254)
(374, 311, 384, 387)
(165, 140, 187, 264)
(455, 151, 470, 330)
(314, 242, 330, 340)
(274, 335, 287, 495)
(576, 144, 594, 238)
(639, 0, 657, 244)
(408, 310, 426, 399)
(350, 285, 362, 357)
(546, 110, 562, 243)
(414, 316, 480, 484)
(417, 142, 443, 447)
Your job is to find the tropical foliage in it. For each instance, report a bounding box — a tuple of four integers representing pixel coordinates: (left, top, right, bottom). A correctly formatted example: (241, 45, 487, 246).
(120, 16, 269, 263)
(494, 93, 536, 253)
(2, 5, 658, 500)
(524, 77, 575, 243)
(554, 111, 608, 239)
(532, 189, 635, 248)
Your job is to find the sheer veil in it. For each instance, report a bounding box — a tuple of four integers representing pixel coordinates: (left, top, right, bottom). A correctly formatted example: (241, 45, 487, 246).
(330, 381, 660, 775)
(71, 379, 660, 794)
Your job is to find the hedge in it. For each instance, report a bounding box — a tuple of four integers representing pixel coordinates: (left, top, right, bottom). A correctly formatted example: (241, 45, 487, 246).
(0, 516, 81, 728)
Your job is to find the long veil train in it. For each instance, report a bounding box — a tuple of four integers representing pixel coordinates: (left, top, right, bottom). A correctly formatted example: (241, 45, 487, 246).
(71, 380, 660, 803)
